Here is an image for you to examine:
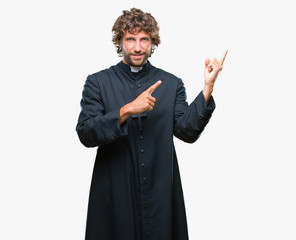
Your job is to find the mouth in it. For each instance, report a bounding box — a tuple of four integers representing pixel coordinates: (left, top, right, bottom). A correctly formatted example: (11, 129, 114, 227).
(132, 54, 144, 59)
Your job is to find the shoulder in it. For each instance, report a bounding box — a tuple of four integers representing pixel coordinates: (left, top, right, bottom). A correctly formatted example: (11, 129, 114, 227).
(151, 65, 183, 88)
(85, 64, 118, 87)
(89, 65, 116, 80)
(153, 66, 179, 80)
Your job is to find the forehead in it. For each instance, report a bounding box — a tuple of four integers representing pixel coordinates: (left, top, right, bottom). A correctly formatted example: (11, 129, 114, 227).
(123, 29, 151, 39)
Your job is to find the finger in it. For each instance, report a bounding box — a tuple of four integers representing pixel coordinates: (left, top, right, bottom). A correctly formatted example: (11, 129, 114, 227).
(147, 80, 162, 94)
(209, 57, 224, 71)
(206, 61, 214, 72)
(148, 95, 156, 102)
(148, 101, 155, 108)
(205, 58, 210, 67)
(219, 49, 228, 65)
(146, 105, 153, 111)
(211, 58, 220, 65)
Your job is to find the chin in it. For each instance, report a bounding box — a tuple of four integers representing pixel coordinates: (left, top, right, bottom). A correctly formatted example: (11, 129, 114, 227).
(124, 54, 148, 67)
(130, 60, 145, 67)
(133, 62, 144, 67)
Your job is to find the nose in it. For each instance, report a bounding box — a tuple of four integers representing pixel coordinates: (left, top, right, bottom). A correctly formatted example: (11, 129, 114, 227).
(134, 40, 141, 52)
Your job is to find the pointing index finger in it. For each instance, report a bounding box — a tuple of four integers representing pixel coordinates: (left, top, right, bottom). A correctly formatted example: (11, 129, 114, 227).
(219, 49, 228, 65)
(147, 80, 162, 94)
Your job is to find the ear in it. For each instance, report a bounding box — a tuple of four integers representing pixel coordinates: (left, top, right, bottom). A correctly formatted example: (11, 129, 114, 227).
(118, 42, 123, 52)
(150, 44, 156, 56)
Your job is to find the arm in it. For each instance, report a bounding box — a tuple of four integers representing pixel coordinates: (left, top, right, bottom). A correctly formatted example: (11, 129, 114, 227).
(173, 50, 228, 142)
(173, 78, 215, 143)
(76, 74, 128, 147)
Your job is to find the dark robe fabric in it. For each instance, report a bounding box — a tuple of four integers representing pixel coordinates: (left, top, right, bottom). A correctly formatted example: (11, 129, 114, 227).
(76, 61, 215, 240)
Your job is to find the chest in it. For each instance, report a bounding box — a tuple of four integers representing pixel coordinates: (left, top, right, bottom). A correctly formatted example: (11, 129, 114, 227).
(98, 70, 178, 118)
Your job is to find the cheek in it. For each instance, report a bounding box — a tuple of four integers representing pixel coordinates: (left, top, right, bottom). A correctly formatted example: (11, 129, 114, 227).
(142, 43, 151, 52)
(145, 44, 152, 53)
(122, 43, 134, 52)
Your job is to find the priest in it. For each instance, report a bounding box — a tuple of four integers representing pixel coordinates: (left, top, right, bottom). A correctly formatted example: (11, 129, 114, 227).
(76, 8, 228, 240)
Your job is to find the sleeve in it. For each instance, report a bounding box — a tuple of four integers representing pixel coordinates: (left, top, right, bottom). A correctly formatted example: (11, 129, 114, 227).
(173, 78, 216, 143)
(76, 74, 128, 147)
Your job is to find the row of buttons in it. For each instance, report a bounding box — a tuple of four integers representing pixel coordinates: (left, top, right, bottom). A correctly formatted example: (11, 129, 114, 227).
(135, 80, 150, 239)
(139, 134, 150, 239)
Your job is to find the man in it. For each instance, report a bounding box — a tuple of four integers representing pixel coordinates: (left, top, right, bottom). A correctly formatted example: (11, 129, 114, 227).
(76, 8, 227, 240)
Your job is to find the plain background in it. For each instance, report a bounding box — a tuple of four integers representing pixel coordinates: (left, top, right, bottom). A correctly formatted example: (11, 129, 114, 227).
(1, 0, 295, 239)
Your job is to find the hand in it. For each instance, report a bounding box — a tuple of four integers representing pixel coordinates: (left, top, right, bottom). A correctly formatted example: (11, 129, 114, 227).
(204, 50, 228, 86)
(129, 80, 162, 115)
(203, 50, 228, 104)
(120, 80, 162, 124)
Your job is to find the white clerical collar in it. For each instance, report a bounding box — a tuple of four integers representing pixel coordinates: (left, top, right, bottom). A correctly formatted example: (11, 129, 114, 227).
(130, 66, 143, 73)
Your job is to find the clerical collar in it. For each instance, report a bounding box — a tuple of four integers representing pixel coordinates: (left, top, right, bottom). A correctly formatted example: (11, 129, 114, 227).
(117, 60, 152, 75)
(130, 66, 143, 72)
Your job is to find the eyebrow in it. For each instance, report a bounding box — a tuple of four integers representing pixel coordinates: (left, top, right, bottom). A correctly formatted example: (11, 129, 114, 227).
(124, 35, 151, 39)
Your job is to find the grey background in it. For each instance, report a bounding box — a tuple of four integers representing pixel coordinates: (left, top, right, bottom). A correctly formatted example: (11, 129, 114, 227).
(1, 0, 295, 239)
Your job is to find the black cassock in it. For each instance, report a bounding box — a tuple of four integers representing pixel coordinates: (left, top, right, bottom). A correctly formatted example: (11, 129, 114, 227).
(76, 61, 215, 240)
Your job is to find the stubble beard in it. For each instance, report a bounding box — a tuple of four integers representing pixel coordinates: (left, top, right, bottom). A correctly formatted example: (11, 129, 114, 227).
(122, 45, 152, 67)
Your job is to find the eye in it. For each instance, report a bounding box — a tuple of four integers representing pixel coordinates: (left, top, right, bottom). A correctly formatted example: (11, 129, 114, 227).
(127, 38, 134, 42)
(142, 38, 149, 42)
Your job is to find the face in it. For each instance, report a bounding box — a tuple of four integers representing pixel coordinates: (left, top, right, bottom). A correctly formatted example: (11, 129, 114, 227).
(121, 30, 152, 67)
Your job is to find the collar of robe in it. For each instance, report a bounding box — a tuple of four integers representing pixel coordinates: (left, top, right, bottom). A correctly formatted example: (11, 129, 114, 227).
(118, 60, 151, 74)
(130, 66, 143, 72)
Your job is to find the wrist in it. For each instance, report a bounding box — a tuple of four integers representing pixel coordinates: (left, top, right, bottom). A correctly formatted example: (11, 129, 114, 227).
(204, 81, 214, 89)
(121, 103, 132, 116)
(202, 84, 214, 104)
(120, 103, 133, 124)
(203, 83, 214, 94)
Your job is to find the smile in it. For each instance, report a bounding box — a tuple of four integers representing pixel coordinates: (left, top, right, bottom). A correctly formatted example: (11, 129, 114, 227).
(132, 54, 144, 59)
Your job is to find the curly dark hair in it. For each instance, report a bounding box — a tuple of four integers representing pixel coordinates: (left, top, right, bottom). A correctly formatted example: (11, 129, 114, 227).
(112, 8, 161, 57)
